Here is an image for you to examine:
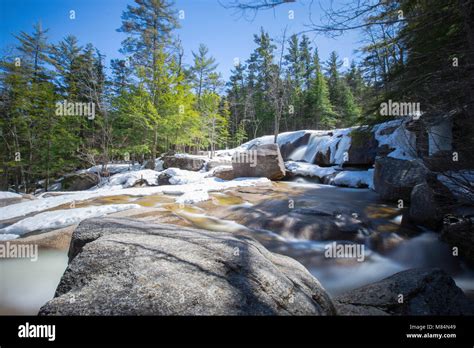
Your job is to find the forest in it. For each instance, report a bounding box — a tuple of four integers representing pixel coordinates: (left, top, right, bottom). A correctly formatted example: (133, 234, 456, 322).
(1, 0, 473, 192)
(1, 0, 474, 324)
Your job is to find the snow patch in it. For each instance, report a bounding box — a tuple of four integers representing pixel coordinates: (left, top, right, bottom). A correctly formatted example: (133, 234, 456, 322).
(373, 119, 417, 160)
(285, 161, 337, 179)
(84, 163, 142, 175)
(161, 168, 207, 185)
(105, 169, 160, 188)
(329, 169, 374, 189)
(0, 204, 140, 237)
(0, 191, 22, 199)
(0, 175, 270, 221)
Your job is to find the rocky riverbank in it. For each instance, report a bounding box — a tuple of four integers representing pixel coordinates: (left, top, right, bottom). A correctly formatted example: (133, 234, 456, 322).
(38, 217, 473, 316)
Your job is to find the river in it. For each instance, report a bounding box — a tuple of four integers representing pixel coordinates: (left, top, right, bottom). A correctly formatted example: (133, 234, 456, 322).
(1, 180, 473, 314)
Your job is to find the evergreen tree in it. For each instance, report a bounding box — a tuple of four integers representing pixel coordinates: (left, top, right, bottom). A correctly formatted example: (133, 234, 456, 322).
(306, 48, 336, 129)
(245, 28, 277, 136)
(326, 51, 359, 126)
(190, 44, 218, 100)
(118, 0, 179, 162)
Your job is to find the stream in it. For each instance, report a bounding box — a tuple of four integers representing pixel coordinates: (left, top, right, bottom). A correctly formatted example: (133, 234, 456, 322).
(1, 179, 473, 314)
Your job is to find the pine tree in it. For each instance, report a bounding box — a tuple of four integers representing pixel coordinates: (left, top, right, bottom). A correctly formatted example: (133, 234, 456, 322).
(284, 34, 302, 129)
(190, 44, 218, 101)
(119, 0, 179, 162)
(307, 48, 336, 129)
(326, 51, 359, 127)
(226, 63, 248, 147)
(110, 59, 133, 95)
(246, 28, 277, 135)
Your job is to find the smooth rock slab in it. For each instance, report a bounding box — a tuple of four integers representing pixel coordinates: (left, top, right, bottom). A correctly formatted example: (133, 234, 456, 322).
(335, 268, 474, 315)
(39, 218, 336, 316)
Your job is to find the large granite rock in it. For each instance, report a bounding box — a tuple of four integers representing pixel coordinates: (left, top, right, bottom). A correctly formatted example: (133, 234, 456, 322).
(62, 173, 99, 191)
(373, 157, 428, 201)
(162, 155, 206, 171)
(408, 175, 456, 230)
(232, 144, 285, 180)
(157, 172, 172, 185)
(212, 166, 235, 181)
(206, 158, 232, 171)
(232, 143, 286, 180)
(335, 268, 474, 315)
(39, 218, 336, 316)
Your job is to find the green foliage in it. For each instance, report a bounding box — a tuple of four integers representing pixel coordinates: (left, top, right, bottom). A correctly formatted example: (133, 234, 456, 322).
(0, 1, 374, 192)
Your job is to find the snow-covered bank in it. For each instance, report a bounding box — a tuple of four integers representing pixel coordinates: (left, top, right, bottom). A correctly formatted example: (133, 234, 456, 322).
(233, 118, 418, 190)
(284, 161, 374, 188)
(105, 169, 160, 188)
(0, 174, 270, 222)
(285, 161, 337, 179)
(83, 163, 142, 175)
(329, 169, 374, 189)
(239, 118, 415, 165)
(373, 119, 416, 160)
(0, 204, 140, 239)
(0, 191, 22, 199)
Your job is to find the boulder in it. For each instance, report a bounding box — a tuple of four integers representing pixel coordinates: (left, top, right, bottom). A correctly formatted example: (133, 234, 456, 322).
(408, 175, 456, 230)
(335, 268, 474, 315)
(373, 157, 428, 201)
(157, 172, 172, 185)
(162, 155, 205, 171)
(38, 218, 336, 316)
(346, 128, 378, 166)
(422, 151, 454, 172)
(441, 216, 474, 267)
(144, 159, 156, 170)
(232, 144, 286, 180)
(62, 173, 99, 191)
(213, 166, 234, 181)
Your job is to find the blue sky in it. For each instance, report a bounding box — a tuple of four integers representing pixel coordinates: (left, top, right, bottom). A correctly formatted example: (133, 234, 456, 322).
(0, 0, 361, 80)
